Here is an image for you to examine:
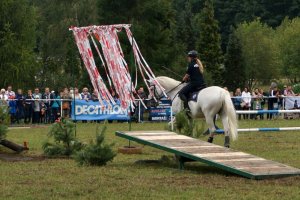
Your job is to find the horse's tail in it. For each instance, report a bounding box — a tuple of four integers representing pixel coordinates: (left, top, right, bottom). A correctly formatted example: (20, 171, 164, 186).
(222, 90, 238, 141)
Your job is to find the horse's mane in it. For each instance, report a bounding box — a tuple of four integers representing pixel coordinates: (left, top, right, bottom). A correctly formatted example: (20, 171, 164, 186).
(156, 76, 180, 88)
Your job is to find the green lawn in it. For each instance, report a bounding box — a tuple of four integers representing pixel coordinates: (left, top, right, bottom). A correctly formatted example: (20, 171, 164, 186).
(1, 119, 300, 200)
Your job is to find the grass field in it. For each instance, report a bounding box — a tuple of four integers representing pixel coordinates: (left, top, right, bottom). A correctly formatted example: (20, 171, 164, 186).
(1, 119, 300, 200)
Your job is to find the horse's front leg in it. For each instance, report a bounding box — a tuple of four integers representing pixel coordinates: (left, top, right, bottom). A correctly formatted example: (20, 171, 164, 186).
(168, 116, 176, 131)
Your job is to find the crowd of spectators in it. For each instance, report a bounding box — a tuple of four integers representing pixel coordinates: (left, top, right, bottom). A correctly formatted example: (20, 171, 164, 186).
(0, 83, 299, 125)
(0, 86, 105, 124)
(230, 84, 300, 120)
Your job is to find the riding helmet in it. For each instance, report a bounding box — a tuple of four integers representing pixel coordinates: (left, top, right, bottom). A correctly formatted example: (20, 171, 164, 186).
(187, 50, 198, 58)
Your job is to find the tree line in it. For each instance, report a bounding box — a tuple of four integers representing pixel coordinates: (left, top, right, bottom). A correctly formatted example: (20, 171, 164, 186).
(0, 0, 299, 91)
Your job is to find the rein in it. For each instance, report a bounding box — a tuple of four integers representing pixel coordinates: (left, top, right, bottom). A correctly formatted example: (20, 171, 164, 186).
(157, 82, 184, 101)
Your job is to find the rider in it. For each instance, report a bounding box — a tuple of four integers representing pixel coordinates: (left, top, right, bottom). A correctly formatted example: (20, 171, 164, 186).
(178, 50, 206, 111)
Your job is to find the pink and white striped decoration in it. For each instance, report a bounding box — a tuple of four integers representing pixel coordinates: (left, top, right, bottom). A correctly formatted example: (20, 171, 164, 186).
(70, 24, 166, 109)
(71, 27, 115, 108)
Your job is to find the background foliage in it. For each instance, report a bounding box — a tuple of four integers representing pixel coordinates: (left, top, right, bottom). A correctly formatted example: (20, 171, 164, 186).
(0, 0, 300, 90)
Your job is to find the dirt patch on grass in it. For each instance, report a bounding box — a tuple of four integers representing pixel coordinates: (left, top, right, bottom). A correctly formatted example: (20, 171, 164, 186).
(0, 153, 45, 162)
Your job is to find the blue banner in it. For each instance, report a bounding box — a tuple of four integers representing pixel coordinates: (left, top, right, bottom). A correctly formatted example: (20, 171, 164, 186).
(71, 100, 129, 121)
(149, 99, 172, 121)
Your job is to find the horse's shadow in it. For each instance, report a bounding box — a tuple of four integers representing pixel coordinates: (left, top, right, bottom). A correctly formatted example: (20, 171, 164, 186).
(134, 155, 239, 178)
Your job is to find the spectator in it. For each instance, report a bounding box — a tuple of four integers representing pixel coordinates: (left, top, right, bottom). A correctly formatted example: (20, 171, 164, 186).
(232, 88, 242, 120)
(81, 87, 91, 100)
(259, 88, 267, 107)
(50, 91, 61, 122)
(91, 89, 99, 101)
(8, 95, 18, 124)
(282, 85, 287, 96)
(135, 87, 147, 122)
(16, 89, 25, 122)
(33, 88, 42, 99)
(267, 85, 279, 120)
(284, 85, 296, 96)
(252, 88, 263, 120)
(69, 87, 74, 97)
(0, 89, 8, 106)
(32, 95, 41, 124)
(61, 88, 71, 118)
(6, 85, 15, 98)
(285, 86, 299, 110)
(241, 87, 251, 119)
(73, 88, 82, 100)
(111, 89, 119, 100)
(78, 88, 89, 123)
(40, 101, 47, 123)
(24, 90, 34, 124)
(42, 87, 51, 123)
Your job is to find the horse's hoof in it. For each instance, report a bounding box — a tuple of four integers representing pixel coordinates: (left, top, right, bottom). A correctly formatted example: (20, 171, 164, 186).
(207, 137, 214, 143)
(224, 136, 230, 148)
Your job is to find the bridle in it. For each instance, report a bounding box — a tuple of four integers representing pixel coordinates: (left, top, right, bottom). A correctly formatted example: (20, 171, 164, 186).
(151, 82, 184, 101)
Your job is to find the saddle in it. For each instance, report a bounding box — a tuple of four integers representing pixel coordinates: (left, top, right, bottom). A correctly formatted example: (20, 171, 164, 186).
(187, 85, 206, 102)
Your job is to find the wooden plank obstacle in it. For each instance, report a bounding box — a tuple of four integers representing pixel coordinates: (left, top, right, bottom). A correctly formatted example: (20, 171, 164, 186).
(115, 130, 300, 180)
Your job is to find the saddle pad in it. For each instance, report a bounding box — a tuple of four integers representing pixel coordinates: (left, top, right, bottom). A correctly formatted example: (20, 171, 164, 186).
(188, 91, 199, 102)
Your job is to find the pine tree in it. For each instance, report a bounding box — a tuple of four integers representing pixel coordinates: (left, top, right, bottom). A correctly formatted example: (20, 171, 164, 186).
(0, 0, 37, 89)
(224, 31, 246, 91)
(175, 0, 196, 51)
(42, 119, 83, 157)
(195, 0, 224, 86)
(74, 126, 116, 166)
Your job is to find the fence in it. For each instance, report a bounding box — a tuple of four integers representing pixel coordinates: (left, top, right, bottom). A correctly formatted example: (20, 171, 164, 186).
(236, 110, 300, 114)
(216, 127, 300, 133)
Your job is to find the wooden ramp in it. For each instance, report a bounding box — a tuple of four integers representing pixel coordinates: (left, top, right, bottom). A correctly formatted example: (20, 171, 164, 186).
(115, 131, 300, 180)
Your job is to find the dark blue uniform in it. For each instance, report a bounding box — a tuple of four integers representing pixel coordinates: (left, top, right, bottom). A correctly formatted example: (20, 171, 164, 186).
(179, 60, 206, 104)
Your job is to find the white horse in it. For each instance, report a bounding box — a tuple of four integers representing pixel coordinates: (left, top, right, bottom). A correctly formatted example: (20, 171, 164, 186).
(152, 76, 238, 147)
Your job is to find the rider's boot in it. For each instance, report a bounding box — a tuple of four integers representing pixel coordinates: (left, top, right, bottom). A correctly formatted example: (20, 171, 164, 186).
(183, 99, 190, 112)
(180, 94, 188, 110)
(179, 94, 191, 118)
(182, 97, 192, 119)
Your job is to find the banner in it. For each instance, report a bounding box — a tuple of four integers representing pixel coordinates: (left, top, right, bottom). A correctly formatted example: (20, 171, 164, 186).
(71, 100, 129, 121)
(284, 97, 300, 110)
(149, 99, 172, 121)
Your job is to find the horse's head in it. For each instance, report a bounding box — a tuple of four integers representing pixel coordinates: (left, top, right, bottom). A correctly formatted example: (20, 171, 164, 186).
(148, 78, 165, 100)
(148, 76, 181, 100)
